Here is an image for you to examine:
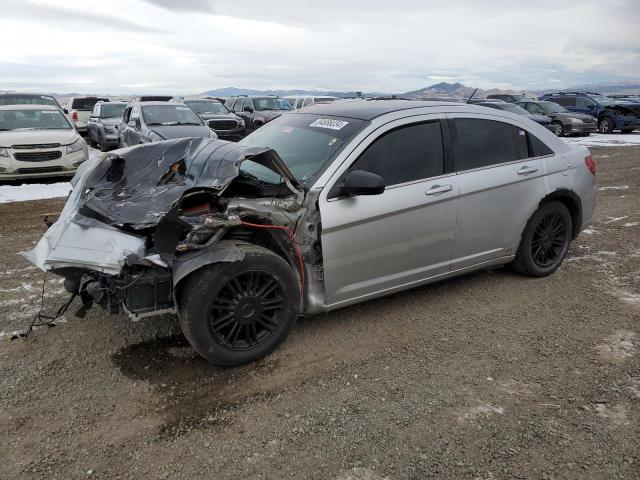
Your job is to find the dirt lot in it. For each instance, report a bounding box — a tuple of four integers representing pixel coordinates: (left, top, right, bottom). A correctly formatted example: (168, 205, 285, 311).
(1, 146, 639, 480)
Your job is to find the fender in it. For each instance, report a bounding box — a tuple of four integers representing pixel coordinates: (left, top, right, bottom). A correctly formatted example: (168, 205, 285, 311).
(172, 239, 247, 288)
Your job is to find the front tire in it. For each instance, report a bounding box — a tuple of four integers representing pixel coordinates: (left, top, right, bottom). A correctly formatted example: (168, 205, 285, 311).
(552, 121, 564, 136)
(178, 244, 300, 366)
(598, 117, 614, 134)
(512, 201, 572, 277)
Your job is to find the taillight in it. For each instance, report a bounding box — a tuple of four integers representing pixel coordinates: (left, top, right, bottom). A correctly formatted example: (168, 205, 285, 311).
(585, 155, 596, 175)
(71, 111, 78, 122)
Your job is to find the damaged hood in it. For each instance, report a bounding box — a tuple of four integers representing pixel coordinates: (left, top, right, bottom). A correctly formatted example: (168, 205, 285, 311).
(150, 124, 212, 140)
(23, 138, 302, 273)
(79, 137, 300, 227)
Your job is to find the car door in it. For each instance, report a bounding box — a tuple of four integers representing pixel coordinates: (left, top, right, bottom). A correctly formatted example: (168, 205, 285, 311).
(127, 105, 142, 144)
(447, 114, 547, 269)
(318, 117, 459, 306)
(88, 104, 100, 142)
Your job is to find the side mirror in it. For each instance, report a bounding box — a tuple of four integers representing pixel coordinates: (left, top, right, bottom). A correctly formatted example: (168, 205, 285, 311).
(243, 106, 253, 113)
(339, 170, 385, 197)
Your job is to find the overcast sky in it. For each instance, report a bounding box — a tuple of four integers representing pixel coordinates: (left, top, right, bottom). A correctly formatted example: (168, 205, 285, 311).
(1, 0, 638, 94)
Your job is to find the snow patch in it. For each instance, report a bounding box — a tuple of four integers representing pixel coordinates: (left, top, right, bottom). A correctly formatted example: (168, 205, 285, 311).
(599, 186, 629, 191)
(623, 222, 638, 227)
(564, 132, 640, 147)
(596, 330, 636, 362)
(458, 402, 504, 422)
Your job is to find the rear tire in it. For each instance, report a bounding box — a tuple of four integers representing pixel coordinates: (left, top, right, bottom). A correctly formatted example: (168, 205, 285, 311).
(511, 201, 572, 278)
(177, 244, 300, 366)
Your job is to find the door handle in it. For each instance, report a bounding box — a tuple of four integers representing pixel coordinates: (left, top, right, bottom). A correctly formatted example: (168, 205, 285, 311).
(425, 184, 453, 195)
(517, 166, 538, 175)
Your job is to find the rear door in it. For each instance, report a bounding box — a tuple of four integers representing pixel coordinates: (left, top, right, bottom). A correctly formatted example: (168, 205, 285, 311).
(447, 114, 548, 269)
(319, 117, 459, 306)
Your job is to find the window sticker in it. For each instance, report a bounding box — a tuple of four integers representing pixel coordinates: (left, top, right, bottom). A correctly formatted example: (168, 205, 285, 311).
(309, 118, 349, 130)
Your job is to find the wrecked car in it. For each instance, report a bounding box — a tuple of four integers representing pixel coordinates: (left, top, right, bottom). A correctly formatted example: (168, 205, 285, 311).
(25, 101, 597, 366)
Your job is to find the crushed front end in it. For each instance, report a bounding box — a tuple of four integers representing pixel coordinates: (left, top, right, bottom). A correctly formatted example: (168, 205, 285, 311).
(23, 137, 312, 320)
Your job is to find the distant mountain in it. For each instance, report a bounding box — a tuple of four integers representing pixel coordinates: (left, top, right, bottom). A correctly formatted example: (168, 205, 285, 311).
(200, 86, 390, 98)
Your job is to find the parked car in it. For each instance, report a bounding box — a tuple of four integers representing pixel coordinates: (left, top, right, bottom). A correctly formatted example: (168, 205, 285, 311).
(486, 93, 532, 103)
(609, 94, 640, 102)
(516, 100, 597, 136)
(0, 104, 88, 181)
(27, 100, 596, 366)
(224, 96, 292, 134)
(475, 101, 555, 131)
(285, 95, 338, 109)
(0, 92, 66, 112)
(117, 101, 216, 147)
(87, 101, 127, 151)
(67, 96, 109, 134)
(539, 92, 638, 133)
(180, 97, 245, 140)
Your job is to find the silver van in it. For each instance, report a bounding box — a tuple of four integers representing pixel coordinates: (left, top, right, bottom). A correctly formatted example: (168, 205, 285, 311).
(26, 101, 597, 366)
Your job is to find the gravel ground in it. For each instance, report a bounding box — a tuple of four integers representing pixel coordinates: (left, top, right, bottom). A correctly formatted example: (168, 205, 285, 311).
(0, 146, 639, 480)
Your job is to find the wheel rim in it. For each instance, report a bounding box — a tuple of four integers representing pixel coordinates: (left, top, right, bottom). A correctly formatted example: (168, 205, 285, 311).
(599, 120, 609, 133)
(208, 270, 285, 351)
(554, 123, 563, 136)
(531, 212, 568, 268)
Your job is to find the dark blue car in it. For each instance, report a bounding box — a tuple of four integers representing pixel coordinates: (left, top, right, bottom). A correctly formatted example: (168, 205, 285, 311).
(539, 92, 638, 133)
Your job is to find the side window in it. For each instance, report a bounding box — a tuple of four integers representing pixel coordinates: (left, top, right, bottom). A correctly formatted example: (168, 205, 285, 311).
(554, 97, 576, 107)
(527, 104, 545, 115)
(514, 127, 554, 158)
(122, 107, 132, 123)
(453, 118, 519, 171)
(576, 97, 594, 108)
(349, 122, 444, 186)
(302, 98, 312, 107)
(130, 105, 141, 121)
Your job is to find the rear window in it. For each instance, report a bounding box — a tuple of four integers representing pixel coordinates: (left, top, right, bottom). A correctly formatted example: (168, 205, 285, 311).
(100, 104, 126, 118)
(0, 95, 58, 107)
(453, 118, 519, 171)
(71, 98, 108, 110)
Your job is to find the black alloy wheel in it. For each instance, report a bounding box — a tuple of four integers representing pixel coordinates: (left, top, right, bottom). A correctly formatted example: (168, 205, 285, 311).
(530, 212, 568, 268)
(209, 270, 285, 351)
(598, 117, 614, 133)
(511, 201, 572, 277)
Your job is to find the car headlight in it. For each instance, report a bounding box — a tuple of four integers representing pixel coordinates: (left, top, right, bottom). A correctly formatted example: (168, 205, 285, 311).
(567, 118, 583, 124)
(104, 125, 115, 134)
(148, 131, 164, 142)
(0, 147, 8, 157)
(66, 138, 85, 154)
(209, 129, 218, 139)
(237, 118, 245, 126)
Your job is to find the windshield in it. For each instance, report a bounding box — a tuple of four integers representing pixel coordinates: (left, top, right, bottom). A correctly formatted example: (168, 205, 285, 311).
(539, 101, 567, 113)
(0, 109, 72, 131)
(101, 104, 126, 118)
(185, 100, 229, 115)
(0, 95, 59, 107)
(71, 98, 107, 110)
(238, 114, 367, 184)
(511, 95, 530, 102)
(497, 103, 530, 115)
(590, 94, 615, 106)
(252, 98, 293, 111)
(142, 105, 204, 125)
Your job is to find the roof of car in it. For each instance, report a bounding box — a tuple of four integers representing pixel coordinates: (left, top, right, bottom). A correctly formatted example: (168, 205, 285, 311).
(0, 104, 60, 111)
(292, 100, 464, 120)
(135, 101, 185, 106)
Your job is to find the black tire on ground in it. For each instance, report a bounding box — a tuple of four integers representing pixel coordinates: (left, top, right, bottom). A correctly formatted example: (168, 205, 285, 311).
(98, 133, 109, 152)
(598, 117, 615, 134)
(551, 121, 564, 136)
(177, 244, 300, 366)
(511, 201, 573, 278)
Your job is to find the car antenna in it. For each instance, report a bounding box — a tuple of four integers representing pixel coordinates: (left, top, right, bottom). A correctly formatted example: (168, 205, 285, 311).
(466, 88, 478, 104)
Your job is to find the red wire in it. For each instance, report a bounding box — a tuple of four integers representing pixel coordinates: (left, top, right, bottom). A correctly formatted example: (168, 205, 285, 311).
(239, 220, 305, 294)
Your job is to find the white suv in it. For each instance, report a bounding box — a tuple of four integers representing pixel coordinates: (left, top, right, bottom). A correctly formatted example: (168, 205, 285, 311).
(0, 105, 88, 180)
